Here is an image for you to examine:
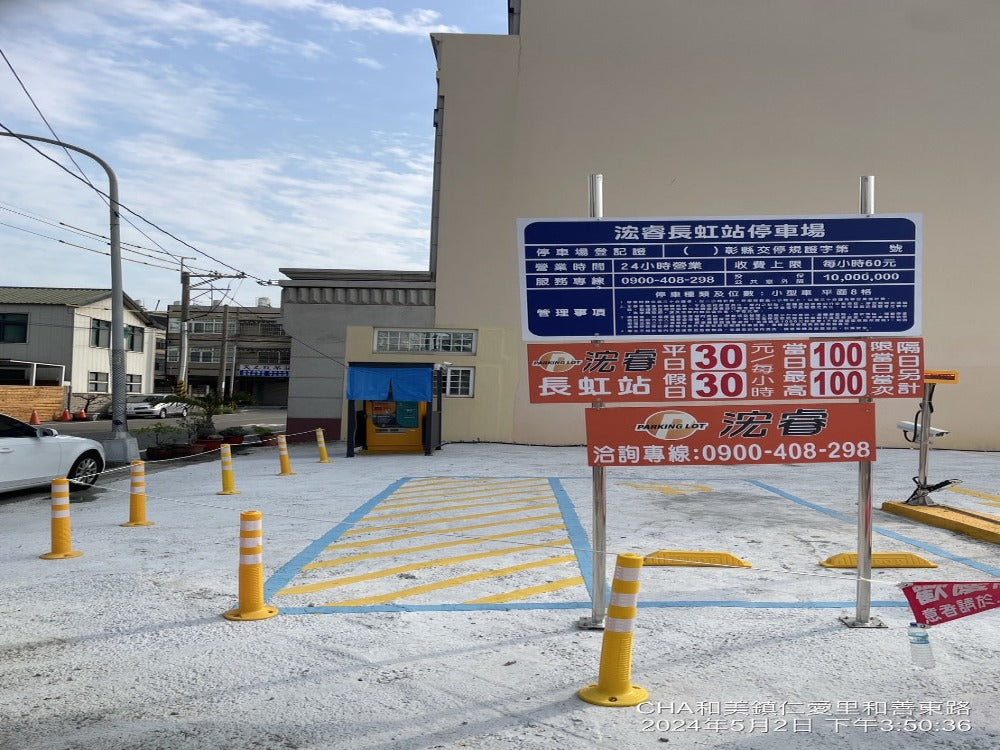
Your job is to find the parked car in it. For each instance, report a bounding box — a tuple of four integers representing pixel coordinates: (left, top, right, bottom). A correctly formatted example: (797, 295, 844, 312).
(0, 412, 106, 492)
(125, 394, 188, 419)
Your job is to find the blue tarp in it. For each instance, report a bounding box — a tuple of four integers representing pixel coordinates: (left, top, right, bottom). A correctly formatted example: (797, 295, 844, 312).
(347, 366, 433, 402)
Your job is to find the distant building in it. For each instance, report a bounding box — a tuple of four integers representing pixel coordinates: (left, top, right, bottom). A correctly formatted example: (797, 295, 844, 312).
(0, 286, 155, 414)
(164, 300, 290, 406)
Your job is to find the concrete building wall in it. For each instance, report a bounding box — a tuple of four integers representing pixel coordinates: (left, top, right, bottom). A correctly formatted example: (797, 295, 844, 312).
(281, 274, 436, 438)
(430, 0, 1000, 450)
(70, 303, 152, 393)
(0, 305, 74, 374)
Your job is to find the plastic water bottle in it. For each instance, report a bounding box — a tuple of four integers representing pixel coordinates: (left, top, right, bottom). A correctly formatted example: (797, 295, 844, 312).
(908, 623, 935, 668)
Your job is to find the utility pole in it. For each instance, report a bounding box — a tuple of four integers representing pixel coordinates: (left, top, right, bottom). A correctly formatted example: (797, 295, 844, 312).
(177, 268, 191, 395)
(217, 304, 230, 396)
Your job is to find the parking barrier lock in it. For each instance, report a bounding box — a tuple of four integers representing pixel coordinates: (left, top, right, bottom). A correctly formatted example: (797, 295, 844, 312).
(315, 428, 331, 463)
(121, 460, 154, 527)
(217, 443, 241, 496)
(40, 478, 83, 559)
(579, 553, 649, 707)
(277, 434, 296, 476)
(223, 510, 279, 621)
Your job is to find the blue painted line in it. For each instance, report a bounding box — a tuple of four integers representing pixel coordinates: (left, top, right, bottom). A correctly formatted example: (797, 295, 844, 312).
(751, 480, 1000, 579)
(550, 477, 595, 598)
(639, 600, 910, 610)
(265, 477, 411, 599)
(274, 600, 910, 615)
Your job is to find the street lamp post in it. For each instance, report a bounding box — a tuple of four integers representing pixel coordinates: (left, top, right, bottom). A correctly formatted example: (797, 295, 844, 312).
(1, 131, 138, 462)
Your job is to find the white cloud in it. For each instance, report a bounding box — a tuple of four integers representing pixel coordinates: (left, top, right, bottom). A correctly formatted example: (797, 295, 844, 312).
(355, 57, 386, 70)
(240, 0, 462, 35)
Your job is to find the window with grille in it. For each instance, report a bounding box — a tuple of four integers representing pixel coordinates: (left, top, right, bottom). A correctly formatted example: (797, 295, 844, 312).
(444, 367, 475, 397)
(0, 313, 27, 343)
(88, 371, 109, 392)
(90, 319, 111, 348)
(375, 329, 476, 354)
(167, 346, 179, 363)
(126, 374, 143, 392)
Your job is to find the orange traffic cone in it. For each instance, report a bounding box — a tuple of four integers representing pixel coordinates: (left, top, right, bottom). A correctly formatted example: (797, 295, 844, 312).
(60, 409, 73, 422)
(75, 408, 87, 420)
(29, 409, 41, 425)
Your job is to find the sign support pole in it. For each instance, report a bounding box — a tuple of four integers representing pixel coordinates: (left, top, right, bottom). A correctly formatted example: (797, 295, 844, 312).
(579, 174, 607, 630)
(841, 175, 886, 629)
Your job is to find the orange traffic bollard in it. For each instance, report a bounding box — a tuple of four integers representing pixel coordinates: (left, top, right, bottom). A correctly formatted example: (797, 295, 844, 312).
(40, 478, 83, 559)
(579, 553, 649, 707)
(223, 510, 279, 621)
(217, 443, 241, 495)
(122, 460, 154, 527)
(316, 428, 331, 463)
(277, 434, 295, 476)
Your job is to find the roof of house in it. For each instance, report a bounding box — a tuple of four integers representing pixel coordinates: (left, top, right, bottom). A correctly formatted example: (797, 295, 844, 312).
(0, 287, 152, 324)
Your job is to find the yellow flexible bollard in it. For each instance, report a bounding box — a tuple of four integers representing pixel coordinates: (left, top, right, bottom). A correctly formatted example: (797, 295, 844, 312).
(40, 478, 83, 559)
(277, 434, 295, 476)
(121, 460, 154, 527)
(579, 553, 649, 706)
(223, 510, 279, 621)
(217, 443, 241, 495)
(316, 428, 331, 463)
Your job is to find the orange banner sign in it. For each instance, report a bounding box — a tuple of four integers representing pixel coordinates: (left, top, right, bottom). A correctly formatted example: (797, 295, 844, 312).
(528, 338, 923, 403)
(585, 402, 876, 467)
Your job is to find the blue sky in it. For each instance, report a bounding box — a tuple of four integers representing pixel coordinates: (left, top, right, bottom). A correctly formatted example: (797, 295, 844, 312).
(0, 0, 505, 309)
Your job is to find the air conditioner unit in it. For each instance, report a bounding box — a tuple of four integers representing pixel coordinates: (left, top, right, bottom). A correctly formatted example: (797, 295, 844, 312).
(257, 297, 272, 307)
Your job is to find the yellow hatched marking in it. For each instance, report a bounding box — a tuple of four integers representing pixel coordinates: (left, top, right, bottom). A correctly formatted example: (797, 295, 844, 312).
(465, 576, 585, 604)
(326, 512, 563, 550)
(379, 487, 550, 510)
(359, 495, 553, 522)
(343, 503, 559, 535)
(328, 555, 578, 606)
(307, 524, 567, 569)
(278, 539, 571, 596)
(949, 486, 1000, 507)
(383, 478, 544, 501)
(621, 482, 714, 495)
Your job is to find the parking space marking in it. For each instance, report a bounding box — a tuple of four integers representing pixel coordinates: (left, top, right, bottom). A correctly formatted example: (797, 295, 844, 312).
(304, 523, 568, 570)
(329, 555, 579, 607)
(269, 476, 589, 611)
(948, 485, 1000, 509)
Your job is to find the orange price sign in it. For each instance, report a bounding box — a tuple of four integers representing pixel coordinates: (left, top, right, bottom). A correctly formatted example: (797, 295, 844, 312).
(585, 402, 876, 467)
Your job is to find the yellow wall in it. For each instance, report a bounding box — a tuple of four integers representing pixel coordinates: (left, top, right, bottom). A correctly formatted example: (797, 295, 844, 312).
(430, 1, 1000, 450)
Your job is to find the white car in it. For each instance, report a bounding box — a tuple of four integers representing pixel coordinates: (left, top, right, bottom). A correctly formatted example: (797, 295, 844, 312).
(0, 412, 106, 493)
(125, 394, 188, 419)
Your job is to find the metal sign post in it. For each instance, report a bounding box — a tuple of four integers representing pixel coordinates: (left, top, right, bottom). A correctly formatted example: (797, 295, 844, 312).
(579, 174, 607, 630)
(841, 175, 886, 629)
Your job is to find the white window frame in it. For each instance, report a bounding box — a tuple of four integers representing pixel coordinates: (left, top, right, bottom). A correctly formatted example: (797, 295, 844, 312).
(88, 371, 109, 393)
(444, 366, 475, 397)
(374, 329, 476, 354)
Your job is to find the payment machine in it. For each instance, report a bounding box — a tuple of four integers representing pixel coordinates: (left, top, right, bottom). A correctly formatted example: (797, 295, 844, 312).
(345, 363, 443, 457)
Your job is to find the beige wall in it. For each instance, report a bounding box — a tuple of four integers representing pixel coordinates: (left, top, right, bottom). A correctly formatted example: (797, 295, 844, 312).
(432, 0, 1000, 450)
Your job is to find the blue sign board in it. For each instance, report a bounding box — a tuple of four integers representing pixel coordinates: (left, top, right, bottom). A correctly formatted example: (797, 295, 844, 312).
(517, 214, 921, 340)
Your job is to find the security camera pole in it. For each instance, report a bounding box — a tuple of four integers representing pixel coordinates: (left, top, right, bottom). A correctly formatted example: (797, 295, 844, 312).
(0, 131, 138, 462)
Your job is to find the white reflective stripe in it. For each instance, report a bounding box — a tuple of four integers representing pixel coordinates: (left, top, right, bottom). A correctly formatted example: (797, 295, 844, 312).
(604, 617, 635, 633)
(240, 553, 263, 565)
(241, 520, 263, 531)
(610, 592, 638, 608)
(51, 509, 71, 518)
(614, 566, 642, 582)
(240, 538, 261, 548)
